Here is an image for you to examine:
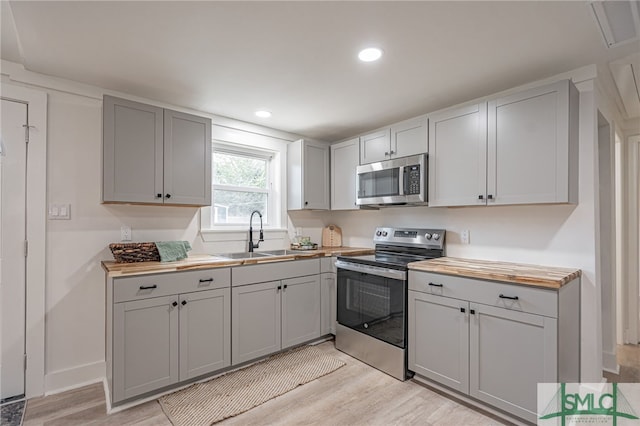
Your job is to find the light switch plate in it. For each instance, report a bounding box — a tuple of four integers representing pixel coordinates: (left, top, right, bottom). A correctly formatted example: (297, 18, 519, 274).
(48, 203, 71, 220)
(461, 229, 470, 244)
(121, 225, 132, 241)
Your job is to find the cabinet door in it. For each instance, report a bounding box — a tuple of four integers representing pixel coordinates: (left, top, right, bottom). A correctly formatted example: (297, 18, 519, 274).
(469, 303, 557, 423)
(360, 128, 391, 164)
(113, 295, 178, 402)
(232, 281, 281, 364)
(428, 103, 487, 207)
(320, 272, 336, 335)
(163, 109, 212, 206)
(408, 291, 469, 393)
(282, 275, 321, 349)
(391, 116, 428, 159)
(331, 138, 359, 210)
(487, 80, 572, 205)
(179, 288, 230, 380)
(103, 95, 164, 204)
(303, 141, 330, 209)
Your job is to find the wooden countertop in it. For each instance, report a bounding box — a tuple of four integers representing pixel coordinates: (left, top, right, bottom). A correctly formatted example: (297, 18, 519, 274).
(101, 247, 373, 277)
(408, 257, 581, 289)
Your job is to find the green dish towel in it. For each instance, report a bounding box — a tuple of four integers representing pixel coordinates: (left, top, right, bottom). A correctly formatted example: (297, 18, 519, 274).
(155, 241, 192, 262)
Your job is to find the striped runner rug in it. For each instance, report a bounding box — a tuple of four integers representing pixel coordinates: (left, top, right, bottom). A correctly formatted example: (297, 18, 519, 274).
(159, 345, 345, 425)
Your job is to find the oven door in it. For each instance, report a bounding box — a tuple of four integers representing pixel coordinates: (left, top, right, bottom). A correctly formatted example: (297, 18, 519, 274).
(336, 262, 407, 348)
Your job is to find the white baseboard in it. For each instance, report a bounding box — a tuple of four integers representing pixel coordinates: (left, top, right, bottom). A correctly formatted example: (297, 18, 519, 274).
(602, 350, 620, 374)
(44, 361, 106, 395)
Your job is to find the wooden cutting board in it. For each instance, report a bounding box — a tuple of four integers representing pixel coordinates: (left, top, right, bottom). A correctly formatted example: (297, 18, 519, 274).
(322, 225, 342, 247)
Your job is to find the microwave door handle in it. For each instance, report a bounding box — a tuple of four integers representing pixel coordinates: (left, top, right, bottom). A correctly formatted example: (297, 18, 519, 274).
(398, 166, 405, 195)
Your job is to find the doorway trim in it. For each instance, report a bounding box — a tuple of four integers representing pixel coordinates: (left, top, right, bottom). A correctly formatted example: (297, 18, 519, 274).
(1, 83, 47, 397)
(627, 135, 640, 344)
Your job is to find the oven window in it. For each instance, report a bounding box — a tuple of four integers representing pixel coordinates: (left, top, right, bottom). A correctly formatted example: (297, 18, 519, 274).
(358, 168, 400, 198)
(337, 269, 406, 348)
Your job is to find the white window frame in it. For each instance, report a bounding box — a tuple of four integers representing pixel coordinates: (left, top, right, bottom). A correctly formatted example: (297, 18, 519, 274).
(209, 143, 275, 227)
(200, 125, 290, 244)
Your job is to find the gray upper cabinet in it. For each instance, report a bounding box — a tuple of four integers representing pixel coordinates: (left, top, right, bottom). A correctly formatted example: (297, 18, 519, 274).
(360, 116, 427, 165)
(163, 110, 212, 206)
(428, 103, 488, 207)
(287, 139, 330, 210)
(487, 80, 578, 205)
(330, 138, 359, 210)
(103, 95, 211, 206)
(359, 128, 391, 164)
(428, 79, 578, 207)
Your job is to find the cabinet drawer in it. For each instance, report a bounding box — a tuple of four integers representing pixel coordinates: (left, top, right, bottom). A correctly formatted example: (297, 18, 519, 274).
(409, 270, 557, 318)
(232, 259, 320, 287)
(113, 268, 230, 303)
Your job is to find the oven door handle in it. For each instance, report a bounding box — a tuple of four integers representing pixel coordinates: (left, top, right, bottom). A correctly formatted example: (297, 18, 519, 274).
(335, 260, 407, 281)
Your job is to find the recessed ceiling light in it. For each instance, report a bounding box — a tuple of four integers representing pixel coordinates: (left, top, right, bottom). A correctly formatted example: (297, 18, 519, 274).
(358, 47, 383, 62)
(255, 110, 272, 118)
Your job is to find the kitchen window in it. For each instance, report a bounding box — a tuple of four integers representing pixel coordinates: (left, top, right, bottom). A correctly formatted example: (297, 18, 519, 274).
(211, 145, 274, 226)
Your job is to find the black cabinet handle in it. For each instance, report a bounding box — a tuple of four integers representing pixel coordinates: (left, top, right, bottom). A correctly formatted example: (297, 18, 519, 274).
(165, 194, 171, 199)
(478, 195, 484, 200)
(172, 301, 178, 307)
(277, 285, 282, 291)
(284, 284, 288, 289)
(487, 194, 493, 200)
(139, 285, 157, 290)
(199, 278, 214, 283)
(156, 193, 162, 198)
(460, 307, 466, 313)
(470, 309, 476, 315)
(428, 282, 443, 287)
(499, 294, 519, 300)
(304, 201, 308, 205)
(181, 300, 187, 306)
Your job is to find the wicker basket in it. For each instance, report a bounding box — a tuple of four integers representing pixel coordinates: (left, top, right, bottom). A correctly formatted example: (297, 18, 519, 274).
(109, 242, 161, 263)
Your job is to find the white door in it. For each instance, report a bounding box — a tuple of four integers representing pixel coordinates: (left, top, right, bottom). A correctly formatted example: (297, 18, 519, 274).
(0, 98, 27, 400)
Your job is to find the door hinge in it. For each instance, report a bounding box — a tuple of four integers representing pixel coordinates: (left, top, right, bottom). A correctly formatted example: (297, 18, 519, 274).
(22, 124, 34, 144)
(24, 240, 28, 257)
(24, 354, 27, 370)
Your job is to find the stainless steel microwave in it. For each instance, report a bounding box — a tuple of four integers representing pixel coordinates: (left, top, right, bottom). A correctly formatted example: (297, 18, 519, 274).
(356, 154, 427, 207)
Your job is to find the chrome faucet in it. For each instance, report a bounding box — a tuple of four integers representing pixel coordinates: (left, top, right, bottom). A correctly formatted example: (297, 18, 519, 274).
(248, 210, 264, 252)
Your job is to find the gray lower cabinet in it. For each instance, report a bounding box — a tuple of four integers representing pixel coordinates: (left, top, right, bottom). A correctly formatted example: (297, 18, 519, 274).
(408, 292, 469, 394)
(408, 270, 579, 423)
(109, 268, 231, 404)
(232, 274, 321, 365)
(113, 295, 179, 402)
(231, 281, 282, 365)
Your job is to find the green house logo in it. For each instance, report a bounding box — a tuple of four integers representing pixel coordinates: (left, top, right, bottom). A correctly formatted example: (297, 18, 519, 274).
(539, 383, 639, 425)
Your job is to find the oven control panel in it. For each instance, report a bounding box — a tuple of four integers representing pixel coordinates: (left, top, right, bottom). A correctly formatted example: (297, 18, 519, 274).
(373, 227, 445, 249)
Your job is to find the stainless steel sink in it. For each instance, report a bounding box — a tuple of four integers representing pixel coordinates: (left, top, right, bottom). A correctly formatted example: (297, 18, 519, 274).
(217, 252, 273, 259)
(258, 249, 303, 256)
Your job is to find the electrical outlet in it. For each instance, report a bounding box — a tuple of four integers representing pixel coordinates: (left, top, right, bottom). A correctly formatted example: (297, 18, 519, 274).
(461, 229, 470, 244)
(121, 225, 132, 241)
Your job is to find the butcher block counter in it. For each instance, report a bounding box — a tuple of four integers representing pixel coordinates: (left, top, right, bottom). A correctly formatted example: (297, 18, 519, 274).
(102, 246, 373, 277)
(408, 257, 581, 289)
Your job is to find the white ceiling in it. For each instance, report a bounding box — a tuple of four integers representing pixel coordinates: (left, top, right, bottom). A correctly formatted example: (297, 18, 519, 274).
(2, 1, 639, 141)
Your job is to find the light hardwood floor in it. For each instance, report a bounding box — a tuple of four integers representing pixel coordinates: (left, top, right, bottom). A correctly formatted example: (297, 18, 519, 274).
(23, 341, 507, 426)
(603, 344, 640, 383)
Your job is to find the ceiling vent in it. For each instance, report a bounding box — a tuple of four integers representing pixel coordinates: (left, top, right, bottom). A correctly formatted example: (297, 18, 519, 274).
(591, 1, 640, 48)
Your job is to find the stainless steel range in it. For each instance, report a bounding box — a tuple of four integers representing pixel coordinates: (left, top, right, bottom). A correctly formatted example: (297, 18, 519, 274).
(335, 227, 446, 380)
